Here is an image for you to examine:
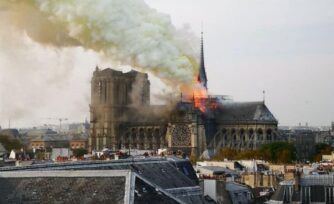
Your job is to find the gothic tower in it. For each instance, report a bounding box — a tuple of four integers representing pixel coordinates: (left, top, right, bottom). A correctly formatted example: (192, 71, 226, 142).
(89, 67, 150, 151)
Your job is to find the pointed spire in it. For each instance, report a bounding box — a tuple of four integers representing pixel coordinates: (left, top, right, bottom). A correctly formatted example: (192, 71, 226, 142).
(198, 31, 208, 89)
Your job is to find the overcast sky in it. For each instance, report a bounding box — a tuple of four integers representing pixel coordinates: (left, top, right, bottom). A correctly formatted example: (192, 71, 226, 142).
(146, 0, 334, 127)
(0, 0, 333, 128)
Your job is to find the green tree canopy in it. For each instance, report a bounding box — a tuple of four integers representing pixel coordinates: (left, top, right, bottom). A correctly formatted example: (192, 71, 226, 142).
(259, 142, 296, 164)
(213, 142, 296, 164)
(313, 143, 333, 162)
(72, 148, 88, 157)
(0, 135, 23, 151)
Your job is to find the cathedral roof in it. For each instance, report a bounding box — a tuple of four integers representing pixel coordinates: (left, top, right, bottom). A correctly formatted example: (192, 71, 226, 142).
(214, 101, 278, 123)
(120, 105, 169, 123)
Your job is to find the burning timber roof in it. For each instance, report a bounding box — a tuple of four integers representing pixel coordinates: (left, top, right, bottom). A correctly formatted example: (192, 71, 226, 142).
(214, 101, 277, 123)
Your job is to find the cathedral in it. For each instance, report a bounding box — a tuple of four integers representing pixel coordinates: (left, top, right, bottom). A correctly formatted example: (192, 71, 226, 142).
(89, 36, 278, 158)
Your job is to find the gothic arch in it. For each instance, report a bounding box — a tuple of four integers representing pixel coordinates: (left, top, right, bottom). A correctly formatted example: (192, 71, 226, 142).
(257, 128, 263, 140)
(266, 129, 272, 141)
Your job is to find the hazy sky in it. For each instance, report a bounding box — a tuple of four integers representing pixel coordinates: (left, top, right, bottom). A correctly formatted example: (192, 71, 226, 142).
(0, 0, 333, 128)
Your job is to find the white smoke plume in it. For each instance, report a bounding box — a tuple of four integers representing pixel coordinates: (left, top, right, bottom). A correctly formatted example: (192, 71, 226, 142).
(0, 0, 200, 127)
(0, 0, 199, 86)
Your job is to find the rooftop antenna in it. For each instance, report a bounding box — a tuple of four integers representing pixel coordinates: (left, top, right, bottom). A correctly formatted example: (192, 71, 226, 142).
(263, 90, 266, 104)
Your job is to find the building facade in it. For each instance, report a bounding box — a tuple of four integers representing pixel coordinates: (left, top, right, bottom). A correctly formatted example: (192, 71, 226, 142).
(89, 39, 278, 157)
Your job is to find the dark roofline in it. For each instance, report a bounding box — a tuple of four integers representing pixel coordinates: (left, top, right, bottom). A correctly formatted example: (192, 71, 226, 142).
(217, 120, 278, 125)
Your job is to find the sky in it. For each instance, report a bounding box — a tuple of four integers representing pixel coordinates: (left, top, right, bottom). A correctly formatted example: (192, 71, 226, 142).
(0, 0, 333, 128)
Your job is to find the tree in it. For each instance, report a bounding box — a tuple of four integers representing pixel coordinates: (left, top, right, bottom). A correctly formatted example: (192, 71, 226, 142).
(190, 154, 198, 164)
(259, 142, 296, 164)
(0, 135, 23, 151)
(213, 148, 237, 160)
(72, 148, 88, 157)
(313, 143, 332, 162)
(234, 150, 259, 160)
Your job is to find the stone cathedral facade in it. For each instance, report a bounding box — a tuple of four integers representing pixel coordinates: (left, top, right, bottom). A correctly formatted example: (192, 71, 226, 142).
(89, 39, 279, 157)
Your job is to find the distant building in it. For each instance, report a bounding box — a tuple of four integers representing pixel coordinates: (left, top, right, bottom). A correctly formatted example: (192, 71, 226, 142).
(241, 172, 278, 189)
(315, 130, 332, 145)
(322, 152, 334, 161)
(20, 128, 57, 146)
(269, 174, 334, 203)
(29, 133, 88, 151)
(196, 166, 240, 182)
(294, 130, 316, 161)
(201, 179, 255, 204)
(69, 134, 88, 149)
(0, 129, 19, 140)
(68, 122, 89, 134)
(30, 134, 70, 150)
(51, 148, 72, 161)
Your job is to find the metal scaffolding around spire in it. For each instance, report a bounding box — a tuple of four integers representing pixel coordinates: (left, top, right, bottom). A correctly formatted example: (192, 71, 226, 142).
(198, 31, 208, 89)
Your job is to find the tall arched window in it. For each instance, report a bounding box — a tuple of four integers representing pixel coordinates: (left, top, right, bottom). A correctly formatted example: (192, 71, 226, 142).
(240, 128, 245, 141)
(257, 128, 263, 140)
(266, 129, 272, 140)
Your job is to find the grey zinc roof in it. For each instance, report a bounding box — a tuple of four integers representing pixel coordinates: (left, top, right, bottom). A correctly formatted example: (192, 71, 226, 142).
(0, 170, 128, 204)
(269, 185, 285, 201)
(301, 174, 334, 186)
(26, 128, 57, 137)
(225, 182, 250, 192)
(135, 176, 180, 204)
(214, 101, 277, 123)
(31, 134, 72, 142)
(0, 159, 206, 204)
(0, 158, 198, 189)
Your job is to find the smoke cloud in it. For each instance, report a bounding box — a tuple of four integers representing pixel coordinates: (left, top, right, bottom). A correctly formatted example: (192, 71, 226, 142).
(0, 0, 199, 86)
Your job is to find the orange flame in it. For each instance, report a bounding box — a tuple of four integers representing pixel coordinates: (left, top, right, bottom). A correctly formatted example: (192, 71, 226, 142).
(192, 82, 208, 112)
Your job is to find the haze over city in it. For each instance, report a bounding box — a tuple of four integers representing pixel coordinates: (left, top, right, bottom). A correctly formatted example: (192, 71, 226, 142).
(0, 0, 333, 128)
